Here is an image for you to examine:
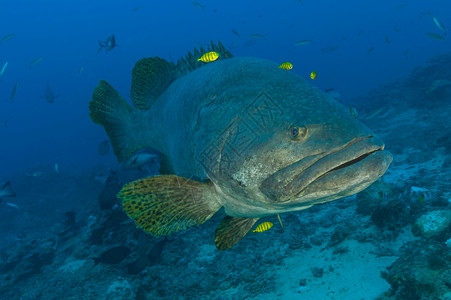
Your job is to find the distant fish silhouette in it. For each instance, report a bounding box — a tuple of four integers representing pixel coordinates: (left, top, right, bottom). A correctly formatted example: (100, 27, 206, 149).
(10, 82, 18, 101)
(249, 33, 266, 39)
(321, 45, 339, 53)
(97, 34, 118, 54)
(394, 3, 408, 10)
(41, 81, 60, 103)
(6, 202, 19, 209)
(230, 29, 240, 38)
(191, 1, 205, 9)
(98, 139, 110, 156)
(28, 57, 45, 69)
(127, 238, 168, 275)
(425, 32, 445, 41)
(0, 33, 16, 44)
(0, 61, 8, 77)
(123, 150, 158, 171)
(433, 16, 448, 36)
(0, 182, 16, 198)
(98, 171, 121, 210)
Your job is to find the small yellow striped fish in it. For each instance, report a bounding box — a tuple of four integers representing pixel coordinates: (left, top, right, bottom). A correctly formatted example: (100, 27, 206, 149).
(279, 62, 293, 70)
(253, 222, 273, 233)
(198, 51, 219, 63)
(310, 71, 317, 80)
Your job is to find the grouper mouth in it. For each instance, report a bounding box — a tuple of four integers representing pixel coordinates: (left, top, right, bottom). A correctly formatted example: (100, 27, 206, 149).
(260, 136, 393, 203)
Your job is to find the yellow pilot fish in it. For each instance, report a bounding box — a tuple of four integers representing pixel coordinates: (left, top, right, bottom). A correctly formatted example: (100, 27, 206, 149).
(310, 71, 317, 80)
(253, 222, 273, 233)
(198, 51, 219, 63)
(279, 62, 293, 70)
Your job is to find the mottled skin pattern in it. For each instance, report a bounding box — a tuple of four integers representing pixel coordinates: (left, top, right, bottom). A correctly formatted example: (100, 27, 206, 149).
(129, 57, 392, 218)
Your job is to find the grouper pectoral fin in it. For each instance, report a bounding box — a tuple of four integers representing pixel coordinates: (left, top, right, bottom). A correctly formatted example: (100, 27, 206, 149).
(130, 57, 176, 110)
(118, 175, 221, 237)
(215, 216, 259, 251)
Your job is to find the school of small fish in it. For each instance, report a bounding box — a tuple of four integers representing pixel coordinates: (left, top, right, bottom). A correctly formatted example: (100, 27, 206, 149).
(0, 4, 447, 115)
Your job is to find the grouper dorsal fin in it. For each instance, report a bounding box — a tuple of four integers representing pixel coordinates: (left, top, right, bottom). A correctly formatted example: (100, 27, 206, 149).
(176, 40, 233, 77)
(215, 216, 259, 251)
(130, 42, 232, 110)
(130, 57, 176, 110)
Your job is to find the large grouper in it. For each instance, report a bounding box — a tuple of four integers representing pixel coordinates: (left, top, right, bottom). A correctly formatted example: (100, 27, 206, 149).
(89, 41, 392, 250)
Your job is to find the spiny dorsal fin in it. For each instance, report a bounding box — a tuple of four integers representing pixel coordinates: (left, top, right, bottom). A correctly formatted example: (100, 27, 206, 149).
(130, 57, 176, 110)
(193, 48, 201, 59)
(129, 42, 232, 110)
(176, 41, 233, 77)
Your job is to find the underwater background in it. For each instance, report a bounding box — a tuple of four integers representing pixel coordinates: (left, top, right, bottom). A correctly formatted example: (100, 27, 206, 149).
(0, 0, 451, 299)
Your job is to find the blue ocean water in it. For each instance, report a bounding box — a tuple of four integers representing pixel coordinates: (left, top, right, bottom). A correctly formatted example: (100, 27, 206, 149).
(0, 0, 450, 299)
(0, 0, 449, 175)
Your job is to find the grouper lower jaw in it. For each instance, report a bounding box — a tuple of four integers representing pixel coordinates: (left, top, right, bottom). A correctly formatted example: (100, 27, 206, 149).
(292, 149, 392, 205)
(260, 136, 393, 204)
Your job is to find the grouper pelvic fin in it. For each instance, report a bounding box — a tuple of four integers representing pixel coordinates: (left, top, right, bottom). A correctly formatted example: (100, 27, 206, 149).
(215, 216, 259, 251)
(130, 57, 176, 110)
(89, 80, 141, 162)
(119, 175, 221, 237)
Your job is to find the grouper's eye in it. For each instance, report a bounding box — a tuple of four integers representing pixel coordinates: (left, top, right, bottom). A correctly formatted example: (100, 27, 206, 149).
(289, 125, 308, 140)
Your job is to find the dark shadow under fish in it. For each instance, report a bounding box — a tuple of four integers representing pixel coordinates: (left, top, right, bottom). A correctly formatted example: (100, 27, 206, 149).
(127, 255, 148, 275)
(41, 81, 59, 103)
(97, 34, 118, 54)
(127, 238, 167, 274)
(98, 171, 122, 210)
(58, 211, 80, 238)
(92, 246, 131, 265)
(147, 238, 167, 265)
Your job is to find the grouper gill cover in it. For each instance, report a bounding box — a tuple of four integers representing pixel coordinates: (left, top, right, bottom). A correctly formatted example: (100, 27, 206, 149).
(89, 41, 392, 250)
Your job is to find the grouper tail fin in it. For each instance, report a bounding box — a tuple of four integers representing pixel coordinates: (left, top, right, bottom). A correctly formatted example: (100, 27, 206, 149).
(89, 80, 141, 162)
